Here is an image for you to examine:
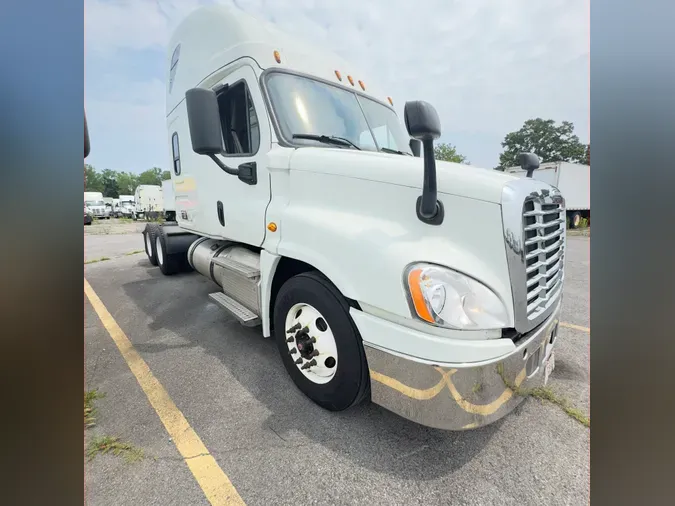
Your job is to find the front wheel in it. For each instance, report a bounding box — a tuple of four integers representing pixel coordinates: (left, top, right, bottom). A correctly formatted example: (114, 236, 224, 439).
(569, 211, 581, 229)
(273, 271, 370, 411)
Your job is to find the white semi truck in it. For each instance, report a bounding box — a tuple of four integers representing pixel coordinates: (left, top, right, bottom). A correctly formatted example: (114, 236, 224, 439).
(141, 5, 564, 431)
(83, 191, 109, 219)
(505, 161, 590, 229)
(115, 194, 135, 218)
(134, 185, 163, 220)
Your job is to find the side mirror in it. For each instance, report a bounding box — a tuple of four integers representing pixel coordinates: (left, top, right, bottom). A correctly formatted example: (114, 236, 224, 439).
(186, 88, 224, 155)
(409, 139, 422, 157)
(518, 152, 540, 178)
(185, 87, 257, 185)
(84, 112, 90, 158)
(404, 101, 443, 225)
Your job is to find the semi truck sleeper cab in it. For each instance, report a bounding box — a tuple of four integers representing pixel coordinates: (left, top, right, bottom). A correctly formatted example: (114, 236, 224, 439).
(141, 5, 564, 431)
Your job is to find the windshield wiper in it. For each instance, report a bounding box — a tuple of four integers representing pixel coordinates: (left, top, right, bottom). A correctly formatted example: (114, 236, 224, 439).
(379, 147, 412, 156)
(292, 134, 361, 150)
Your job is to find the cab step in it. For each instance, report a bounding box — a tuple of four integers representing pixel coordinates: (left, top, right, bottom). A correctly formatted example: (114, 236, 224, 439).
(208, 291, 261, 327)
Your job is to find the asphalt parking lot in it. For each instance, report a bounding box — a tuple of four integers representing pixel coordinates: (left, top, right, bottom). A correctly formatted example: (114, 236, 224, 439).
(84, 225, 590, 506)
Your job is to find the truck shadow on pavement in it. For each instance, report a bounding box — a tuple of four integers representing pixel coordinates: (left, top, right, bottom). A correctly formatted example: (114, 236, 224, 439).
(122, 272, 503, 480)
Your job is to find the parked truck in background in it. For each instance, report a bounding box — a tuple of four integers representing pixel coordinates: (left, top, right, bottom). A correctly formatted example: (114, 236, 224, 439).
(84, 191, 109, 219)
(140, 5, 564, 431)
(505, 161, 589, 228)
(162, 179, 176, 222)
(115, 194, 136, 218)
(134, 185, 163, 220)
(102, 197, 114, 217)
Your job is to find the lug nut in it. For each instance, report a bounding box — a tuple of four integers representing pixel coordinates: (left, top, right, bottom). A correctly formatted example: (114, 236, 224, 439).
(301, 359, 317, 370)
(294, 358, 303, 365)
(289, 347, 297, 355)
(286, 323, 301, 334)
(310, 350, 319, 358)
(286, 336, 294, 343)
(310, 336, 317, 343)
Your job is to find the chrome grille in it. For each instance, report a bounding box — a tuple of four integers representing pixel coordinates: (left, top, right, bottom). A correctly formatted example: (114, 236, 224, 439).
(522, 199, 564, 319)
(501, 180, 565, 333)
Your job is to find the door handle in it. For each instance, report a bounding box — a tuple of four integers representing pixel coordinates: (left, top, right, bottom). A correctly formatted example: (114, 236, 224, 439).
(216, 201, 224, 226)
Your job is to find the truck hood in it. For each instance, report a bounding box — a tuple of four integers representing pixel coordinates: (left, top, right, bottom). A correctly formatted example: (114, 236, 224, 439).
(287, 148, 518, 204)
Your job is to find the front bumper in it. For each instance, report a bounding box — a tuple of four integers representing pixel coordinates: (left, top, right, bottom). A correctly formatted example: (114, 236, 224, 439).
(362, 304, 560, 431)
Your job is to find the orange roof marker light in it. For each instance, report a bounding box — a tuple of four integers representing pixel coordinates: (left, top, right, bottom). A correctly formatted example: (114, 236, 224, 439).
(267, 222, 277, 232)
(347, 75, 354, 86)
(358, 80, 366, 91)
(273, 50, 281, 63)
(334, 70, 342, 81)
(387, 96, 394, 106)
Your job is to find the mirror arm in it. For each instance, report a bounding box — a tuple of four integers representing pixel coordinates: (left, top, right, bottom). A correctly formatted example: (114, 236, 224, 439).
(208, 154, 239, 176)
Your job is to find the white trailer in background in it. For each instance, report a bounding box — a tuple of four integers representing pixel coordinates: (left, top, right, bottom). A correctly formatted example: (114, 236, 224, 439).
(140, 5, 564, 432)
(134, 185, 163, 220)
(505, 161, 590, 228)
(162, 179, 176, 222)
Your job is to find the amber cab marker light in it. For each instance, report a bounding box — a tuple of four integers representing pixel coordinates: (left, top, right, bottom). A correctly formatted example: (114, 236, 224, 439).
(347, 75, 354, 86)
(358, 80, 366, 91)
(273, 50, 281, 63)
(267, 222, 278, 232)
(407, 269, 434, 323)
(335, 70, 342, 81)
(387, 96, 394, 106)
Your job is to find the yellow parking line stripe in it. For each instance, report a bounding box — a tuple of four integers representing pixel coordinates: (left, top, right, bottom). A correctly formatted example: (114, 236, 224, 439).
(559, 321, 590, 333)
(84, 278, 245, 506)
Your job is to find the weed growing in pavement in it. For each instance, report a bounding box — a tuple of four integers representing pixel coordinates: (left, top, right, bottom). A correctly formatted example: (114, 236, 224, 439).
(85, 257, 111, 264)
(86, 436, 144, 463)
(125, 250, 144, 256)
(84, 389, 106, 428)
(496, 363, 590, 428)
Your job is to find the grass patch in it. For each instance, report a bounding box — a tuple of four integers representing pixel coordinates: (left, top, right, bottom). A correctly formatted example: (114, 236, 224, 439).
(125, 250, 144, 256)
(84, 389, 106, 428)
(86, 435, 144, 463)
(85, 257, 111, 264)
(118, 218, 133, 223)
(497, 363, 590, 428)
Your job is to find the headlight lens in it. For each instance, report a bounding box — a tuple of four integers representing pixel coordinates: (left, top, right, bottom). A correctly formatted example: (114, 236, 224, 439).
(405, 263, 509, 330)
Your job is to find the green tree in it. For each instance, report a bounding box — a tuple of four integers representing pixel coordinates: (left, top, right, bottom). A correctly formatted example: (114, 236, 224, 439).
(498, 118, 586, 168)
(584, 144, 590, 165)
(138, 167, 164, 186)
(115, 171, 139, 195)
(84, 164, 104, 192)
(101, 169, 120, 198)
(162, 170, 172, 181)
(433, 142, 469, 164)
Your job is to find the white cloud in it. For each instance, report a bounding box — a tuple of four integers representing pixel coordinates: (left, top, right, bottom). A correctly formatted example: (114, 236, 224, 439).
(85, 0, 589, 170)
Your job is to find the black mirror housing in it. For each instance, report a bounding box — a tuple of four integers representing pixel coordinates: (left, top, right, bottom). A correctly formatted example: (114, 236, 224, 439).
(404, 101, 441, 141)
(186, 88, 224, 155)
(409, 139, 422, 157)
(84, 112, 90, 158)
(518, 152, 540, 178)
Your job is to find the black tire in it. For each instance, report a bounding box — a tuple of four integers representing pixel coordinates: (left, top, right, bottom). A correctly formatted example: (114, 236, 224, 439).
(273, 271, 370, 412)
(568, 211, 581, 229)
(155, 228, 182, 275)
(143, 223, 160, 266)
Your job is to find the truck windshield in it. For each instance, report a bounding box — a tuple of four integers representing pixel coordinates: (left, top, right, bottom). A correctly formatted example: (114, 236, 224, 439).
(266, 72, 412, 155)
(86, 200, 104, 207)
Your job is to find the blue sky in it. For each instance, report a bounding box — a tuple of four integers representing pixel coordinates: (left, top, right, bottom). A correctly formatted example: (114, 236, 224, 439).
(85, 0, 589, 173)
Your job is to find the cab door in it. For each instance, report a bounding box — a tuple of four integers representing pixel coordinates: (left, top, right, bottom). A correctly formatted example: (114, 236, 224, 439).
(200, 63, 272, 246)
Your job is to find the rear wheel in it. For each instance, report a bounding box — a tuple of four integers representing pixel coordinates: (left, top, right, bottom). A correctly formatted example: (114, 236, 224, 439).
(155, 230, 182, 275)
(569, 211, 581, 229)
(143, 223, 160, 266)
(273, 271, 370, 411)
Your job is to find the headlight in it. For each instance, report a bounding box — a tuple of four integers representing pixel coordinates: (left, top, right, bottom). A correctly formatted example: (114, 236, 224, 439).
(405, 263, 509, 330)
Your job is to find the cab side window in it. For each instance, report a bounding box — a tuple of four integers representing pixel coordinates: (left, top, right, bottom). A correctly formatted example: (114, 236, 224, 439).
(216, 81, 260, 155)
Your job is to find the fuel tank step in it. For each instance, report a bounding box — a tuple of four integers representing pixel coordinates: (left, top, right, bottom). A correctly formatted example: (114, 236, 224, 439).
(208, 291, 261, 327)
